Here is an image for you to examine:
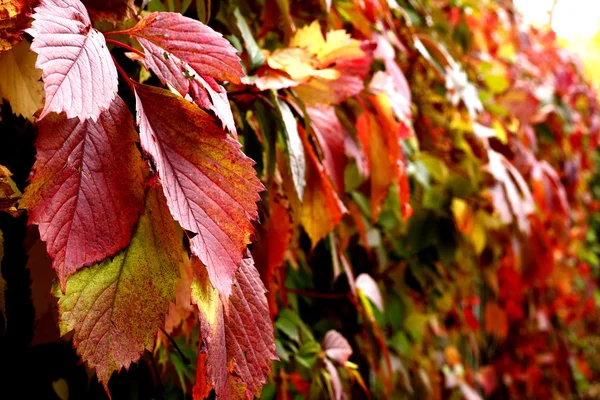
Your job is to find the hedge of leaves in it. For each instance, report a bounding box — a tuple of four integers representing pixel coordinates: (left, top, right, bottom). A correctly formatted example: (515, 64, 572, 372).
(1, 0, 600, 399)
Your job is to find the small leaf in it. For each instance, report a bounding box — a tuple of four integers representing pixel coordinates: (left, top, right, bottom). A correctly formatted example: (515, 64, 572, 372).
(26, 0, 118, 120)
(0, 40, 43, 120)
(356, 273, 384, 312)
(134, 83, 263, 299)
(0, 164, 21, 216)
(21, 97, 146, 290)
(55, 183, 182, 390)
(322, 330, 352, 365)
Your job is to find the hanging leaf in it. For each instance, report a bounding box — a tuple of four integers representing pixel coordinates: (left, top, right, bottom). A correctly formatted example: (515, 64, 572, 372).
(55, 182, 182, 389)
(307, 105, 345, 193)
(300, 125, 346, 247)
(21, 97, 146, 290)
(27, 0, 118, 120)
(274, 96, 306, 200)
(192, 255, 277, 399)
(134, 83, 263, 299)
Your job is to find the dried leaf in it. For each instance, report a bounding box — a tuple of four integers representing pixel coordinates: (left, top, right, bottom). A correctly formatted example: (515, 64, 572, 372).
(0, 39, 43, 120)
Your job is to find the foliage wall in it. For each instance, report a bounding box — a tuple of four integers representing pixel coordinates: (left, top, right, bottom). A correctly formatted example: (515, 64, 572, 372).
(1, 0, 600, 399)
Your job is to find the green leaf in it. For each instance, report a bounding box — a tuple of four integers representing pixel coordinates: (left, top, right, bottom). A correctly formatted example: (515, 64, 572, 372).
(55, 183, 183, 390)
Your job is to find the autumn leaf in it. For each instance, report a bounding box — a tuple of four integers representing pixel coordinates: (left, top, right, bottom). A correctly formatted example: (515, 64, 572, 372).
(0, 164, 21, 215)
(119, 12, 244, 134)
(55, 182, 182, 389)
(307, 105, 345, 193)
(370, 33, 412, 124)
(0, 0, 32, 54)
(0, 39, 43, 120)
(256, 20, 370, 105)
(252, 194, 292, 318)
(300, 125, 346, 247)
(357, 94, 410, 222)
(27, 0, 118, 120)
(134, 83, 263, 299)
(21, 96, 146, 290)
(192, 255, 277, 399)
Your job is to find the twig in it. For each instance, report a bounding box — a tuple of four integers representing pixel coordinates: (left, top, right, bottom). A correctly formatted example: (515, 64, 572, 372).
(286, 287, 349, 300)
(159, 327, 191, 365)
(105, 38, 145, 58)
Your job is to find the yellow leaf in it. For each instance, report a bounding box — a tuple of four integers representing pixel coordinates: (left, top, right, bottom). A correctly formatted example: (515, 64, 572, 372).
(0, 40, 43, 120)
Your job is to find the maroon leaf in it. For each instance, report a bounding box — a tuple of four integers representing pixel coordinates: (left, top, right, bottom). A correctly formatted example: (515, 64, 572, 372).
(134, 83, 263, 299)
(27, 0, 118, 121)
(120, 12, 244, 133)
(21, 96, 146, 290)
(192, 256, 277, 399)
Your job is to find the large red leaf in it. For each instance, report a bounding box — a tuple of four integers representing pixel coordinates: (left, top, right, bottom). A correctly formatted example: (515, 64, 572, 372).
(21, 96, 146, 290)
(134, 83, 263, 299)
(55, 183, 182, 390)
(119, 12, 244, 134)
(192, 256, 277, 400)
(27, 0, 118, 121)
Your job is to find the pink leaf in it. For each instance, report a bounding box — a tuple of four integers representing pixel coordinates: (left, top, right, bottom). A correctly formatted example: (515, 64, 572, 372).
(20, 96, 146, 290)
(307, 105, 346, 193)
(121, 12, 243, 134)
(134, 83, 263, 299)
(27, 0, 118, 121)
(322, 330, 353, 364)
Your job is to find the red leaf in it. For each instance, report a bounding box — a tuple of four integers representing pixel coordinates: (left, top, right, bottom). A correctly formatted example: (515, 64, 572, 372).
(307, 105, 346, 193)
(300, 125, 347, 247)
(27, 0, 118, 121)
(55, 182, 182, 390)
(21, 96, 146, 290)
(134, 83, 263, 299)
(120, 12, 244, 133)
(192, 256, 277, 399)
(252, 195, 292, 319)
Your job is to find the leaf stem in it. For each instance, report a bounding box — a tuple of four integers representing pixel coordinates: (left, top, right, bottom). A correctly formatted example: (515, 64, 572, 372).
(286, 287, 348, 300)
(159, 327, 191, 365)
(111, 54, 136, 92)
(105, 38, 145, 58)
